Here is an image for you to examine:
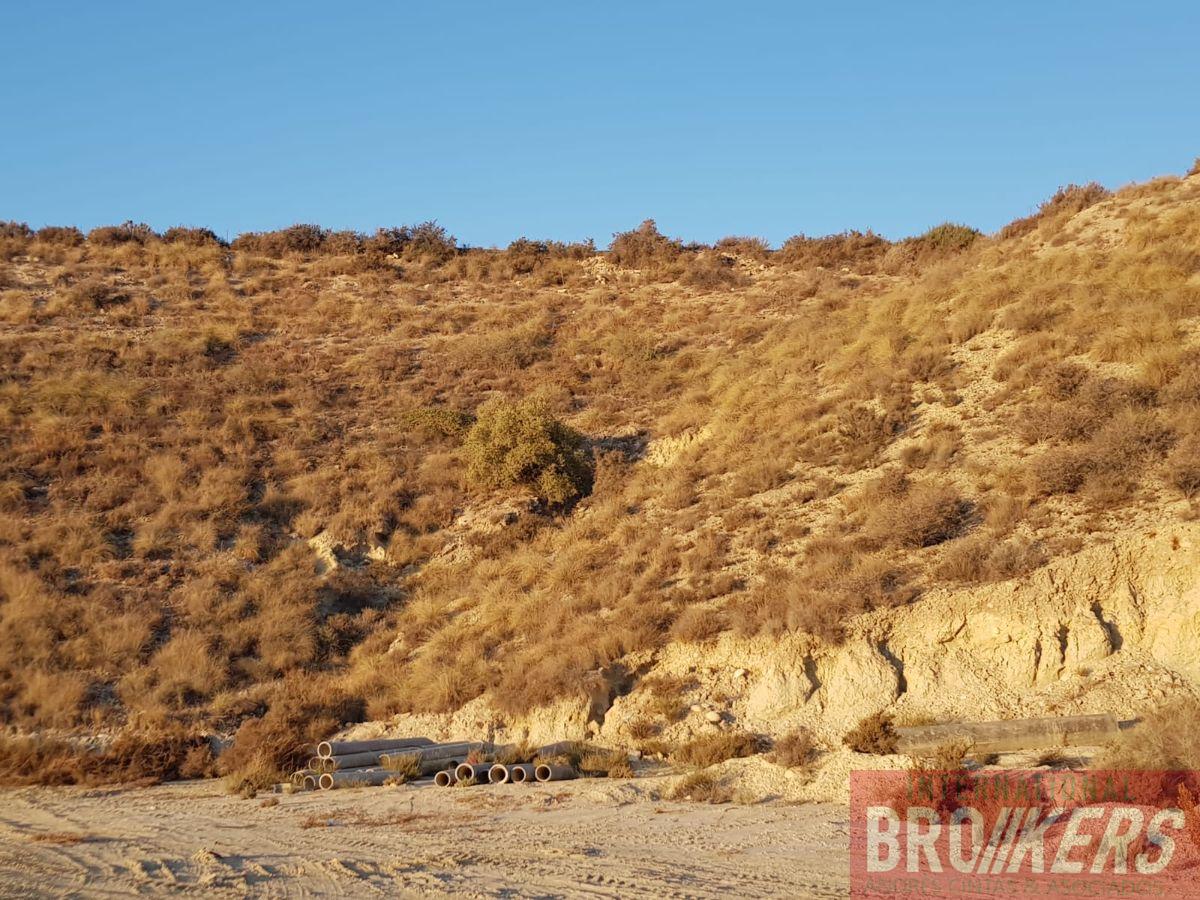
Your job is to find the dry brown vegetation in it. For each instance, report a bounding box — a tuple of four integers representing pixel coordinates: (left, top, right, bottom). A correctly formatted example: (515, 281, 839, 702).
(844, 713, 899, 755)
(2, 162, 1199, 784)
(1093, 697, 1200, 771)
(668, 770, 733, 803)
(670, 731, 763, 768)
(769, 728, 819, 769)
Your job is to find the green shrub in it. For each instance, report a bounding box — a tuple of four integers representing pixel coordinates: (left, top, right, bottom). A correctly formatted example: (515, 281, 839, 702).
(462, 398, 592, 505)
(399, 406, 473, 440)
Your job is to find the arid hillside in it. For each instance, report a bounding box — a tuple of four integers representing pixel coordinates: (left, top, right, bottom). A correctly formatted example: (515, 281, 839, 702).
(2, 163, 1200, 785)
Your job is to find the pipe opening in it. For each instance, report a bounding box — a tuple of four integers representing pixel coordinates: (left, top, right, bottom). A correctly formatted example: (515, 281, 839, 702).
(488, 764, 510, 784)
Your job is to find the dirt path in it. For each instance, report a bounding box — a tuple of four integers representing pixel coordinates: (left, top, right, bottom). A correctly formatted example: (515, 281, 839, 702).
(0, 780, 849, 898)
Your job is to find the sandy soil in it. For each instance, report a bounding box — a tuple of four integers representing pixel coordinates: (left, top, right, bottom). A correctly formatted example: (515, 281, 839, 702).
(0, 779, 849, 898)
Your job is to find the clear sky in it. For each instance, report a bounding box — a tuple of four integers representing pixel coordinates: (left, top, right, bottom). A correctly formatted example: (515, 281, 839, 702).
(2, 1, 1197, 248)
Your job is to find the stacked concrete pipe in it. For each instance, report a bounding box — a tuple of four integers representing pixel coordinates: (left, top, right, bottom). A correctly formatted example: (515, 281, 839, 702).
(454, 762, 493, 785)
(507, 763, 537, 783)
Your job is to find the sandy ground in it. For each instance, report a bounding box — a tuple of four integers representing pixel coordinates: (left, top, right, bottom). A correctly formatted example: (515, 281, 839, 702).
(0, 779, 850, 898)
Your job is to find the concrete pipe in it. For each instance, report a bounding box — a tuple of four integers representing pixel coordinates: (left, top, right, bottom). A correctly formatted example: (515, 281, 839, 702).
(894, 714, 1123, 756)
(415, 757, 460, 776)
(379, 748, 468, 772)
(316, 737, 434, 758)
(319, 768, 393, 790)
(488, 764, 511, 784)
(508, 763, 537, 783)
(434, 769, 456, 787)
(454, 762, 492, 784)
(308, 757, 335, 773)
(325, 750, 391, 769)
(535, 764, 577, 783)
(534, 741, 579, 758)
(302, 774, 318, 791)
(412, 742, 491, 760)
(330, 742, 488, 769)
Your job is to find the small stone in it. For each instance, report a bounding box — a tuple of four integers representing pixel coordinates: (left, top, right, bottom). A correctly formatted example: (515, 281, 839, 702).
(733, 668, 747, 679)
(690, 704, 702, 714)
(705, 711, 722, 724)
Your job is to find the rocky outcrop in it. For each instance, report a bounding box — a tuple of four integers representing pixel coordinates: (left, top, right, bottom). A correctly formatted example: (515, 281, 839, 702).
(355, 523, 1200, 759)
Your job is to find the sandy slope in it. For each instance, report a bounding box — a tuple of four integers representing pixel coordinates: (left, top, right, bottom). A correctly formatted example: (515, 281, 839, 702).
(0, 779, 848, 898)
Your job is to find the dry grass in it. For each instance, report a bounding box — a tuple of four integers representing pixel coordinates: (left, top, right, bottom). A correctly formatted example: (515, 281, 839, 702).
(668, 771, 733, 803)
(300, 808, 430, 829)
(29, 832, 91, 845)
(671, 731, 762, 768)
(844, 712, 899, 754)
(1093, 698, 1200, 770)
(769, 728, 818, 769)
(0, 729, 214, 787)
(1, 167, 1199, 784)
(578, 748, 633, 778)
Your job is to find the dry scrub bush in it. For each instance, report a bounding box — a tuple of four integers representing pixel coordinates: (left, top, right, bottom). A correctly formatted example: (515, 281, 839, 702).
(35, 225, 84, 246)
(857, 475, 973, 549)
(844, 712, 899, 754)
(163, 226, 226, 247)
(232, 224, 326, 256)
(608, 219, 683, 270)
(733, 548, 915, 642)
(936, 534, 1047, 583)
(714, 235, 770, 260)
(462, 397, 593, 504)
(218, 680, 365, 795)
(500, 237, 594, 278)
(671, 731, 762, 768)
(639, 674, 694, 723)
(778, 230, 891, 272)
(1000, 183, 1111, 240)
(681, 252, 750, 290)
(1166, 437, 1200, 497)
(87, 221, 157, 246)
(0, 729, 213, 787)
(1093, 698, 1200, 771)
(0, 221, 32, 241)
(65, 279, 128, 310)
(669, 771, 733, 803)
(881, 222, 981, 272)
(769, 728, 818, 768)
(579, 748, 633, 778)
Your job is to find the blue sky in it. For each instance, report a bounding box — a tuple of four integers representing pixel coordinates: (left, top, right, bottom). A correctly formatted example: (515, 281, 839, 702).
(2, 1, 1197, 247)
